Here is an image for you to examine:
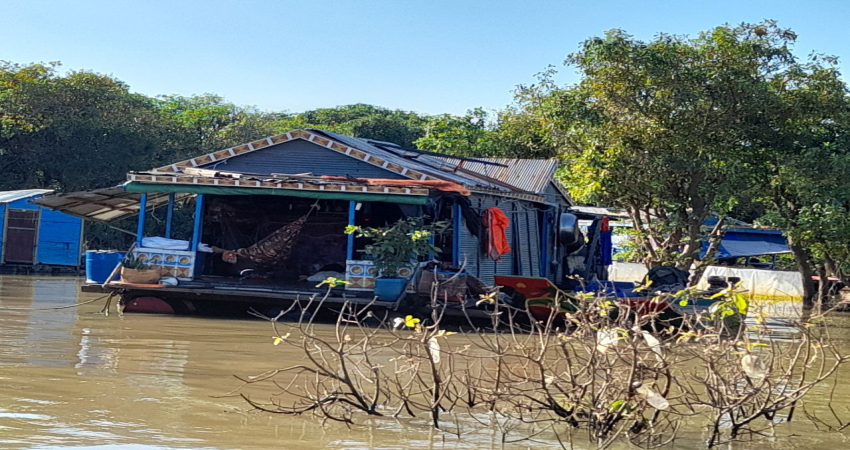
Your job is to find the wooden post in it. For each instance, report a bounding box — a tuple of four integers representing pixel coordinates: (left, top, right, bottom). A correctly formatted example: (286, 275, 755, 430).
(136, 193, 147, 248)
(165, 193, 175, 239)
(346, 201, 356, 260)
(191, 194, 204, 252)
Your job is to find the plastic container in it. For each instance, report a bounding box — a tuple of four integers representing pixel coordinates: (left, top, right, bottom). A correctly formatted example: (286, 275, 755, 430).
(374, 277, 409, 301)
(85, 250, 125, 284)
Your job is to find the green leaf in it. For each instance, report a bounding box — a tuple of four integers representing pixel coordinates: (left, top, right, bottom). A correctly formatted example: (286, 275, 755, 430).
(734, 293, 748, 316)
(610, 400, 625, 412)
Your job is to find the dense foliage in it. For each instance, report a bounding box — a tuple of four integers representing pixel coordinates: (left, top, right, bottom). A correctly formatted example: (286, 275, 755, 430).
(495, 21, 850, 302)
(0, 62, 439, 193)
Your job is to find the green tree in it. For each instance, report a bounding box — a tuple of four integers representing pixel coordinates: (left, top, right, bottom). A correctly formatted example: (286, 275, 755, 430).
(157, 93, 281, 159)
(0, 62, 178, 191)
(511, 23, 810, 274)
(275, 103, 429, 148)
(749, 50, 850, 303)
(414, 108, 498, 156)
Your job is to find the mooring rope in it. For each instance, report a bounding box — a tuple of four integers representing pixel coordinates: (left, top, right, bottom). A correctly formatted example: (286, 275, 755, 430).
(0, 293, 115, 311)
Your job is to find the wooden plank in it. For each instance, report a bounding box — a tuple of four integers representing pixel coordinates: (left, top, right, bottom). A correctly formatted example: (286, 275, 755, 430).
(93, 283, 391, 306)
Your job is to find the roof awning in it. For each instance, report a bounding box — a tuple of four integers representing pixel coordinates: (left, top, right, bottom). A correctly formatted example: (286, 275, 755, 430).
(124, 172, 432, 205)
(123, 182, 430, 205)
(30, 185, 190, 223)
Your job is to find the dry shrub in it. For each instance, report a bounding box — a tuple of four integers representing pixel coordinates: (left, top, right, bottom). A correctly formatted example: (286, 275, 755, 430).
(229, 284, 846, 449)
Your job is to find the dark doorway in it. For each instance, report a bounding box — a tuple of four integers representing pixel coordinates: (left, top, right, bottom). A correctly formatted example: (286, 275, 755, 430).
(4, 209, 39, 264)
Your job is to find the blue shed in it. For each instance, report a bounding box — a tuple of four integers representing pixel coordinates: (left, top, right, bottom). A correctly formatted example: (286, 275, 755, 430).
(0, 189, 83, 267)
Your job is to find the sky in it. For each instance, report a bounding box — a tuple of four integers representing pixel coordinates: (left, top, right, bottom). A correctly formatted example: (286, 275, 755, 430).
(2, 0, 849, 116)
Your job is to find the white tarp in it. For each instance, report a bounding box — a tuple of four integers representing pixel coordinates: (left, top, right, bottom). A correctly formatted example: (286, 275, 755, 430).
(698, 266, 804, 301)
(609, 261, 649, 283)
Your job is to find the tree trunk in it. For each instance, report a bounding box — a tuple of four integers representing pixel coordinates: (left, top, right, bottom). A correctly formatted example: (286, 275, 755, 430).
(690, 216, 726, 287)
(823, 252, 838, 278)
(816, 264, 827, 310)
(787, 236, 817, 308)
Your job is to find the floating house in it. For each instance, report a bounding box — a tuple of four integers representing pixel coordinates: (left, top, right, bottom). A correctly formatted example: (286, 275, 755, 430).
(36, 129, 606, 312)
(0, 189, 83, 268)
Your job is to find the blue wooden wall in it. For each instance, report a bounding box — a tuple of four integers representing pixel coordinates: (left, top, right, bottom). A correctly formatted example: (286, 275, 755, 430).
(0, 195, 83, 266)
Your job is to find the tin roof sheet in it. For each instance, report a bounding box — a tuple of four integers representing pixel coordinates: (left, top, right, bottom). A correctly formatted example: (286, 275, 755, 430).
(31, 186, 188, 223)
(436, 157, 559, 194)
(311, 129, 508, 190)
(147, 128, 567, 200)
(0, 189, 54, 204)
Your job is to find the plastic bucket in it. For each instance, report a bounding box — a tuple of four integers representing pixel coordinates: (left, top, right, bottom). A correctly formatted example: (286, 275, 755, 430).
(374, 277, 409, 301)
(85, 250, 125, 284)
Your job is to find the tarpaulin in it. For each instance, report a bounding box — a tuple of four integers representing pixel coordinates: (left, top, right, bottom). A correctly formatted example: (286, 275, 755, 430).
(702, 228, 789, 259)
(697, 266, 804, 301)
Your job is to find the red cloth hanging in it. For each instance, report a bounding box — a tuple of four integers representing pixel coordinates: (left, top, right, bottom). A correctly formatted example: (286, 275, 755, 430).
(483, 207, 511, 261)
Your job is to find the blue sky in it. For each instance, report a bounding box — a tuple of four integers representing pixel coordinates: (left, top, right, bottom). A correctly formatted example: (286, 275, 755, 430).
(2, 0, 848, 116)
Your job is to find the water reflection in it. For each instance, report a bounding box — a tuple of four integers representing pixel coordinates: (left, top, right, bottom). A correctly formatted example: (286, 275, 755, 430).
(0, 275, 848, 449)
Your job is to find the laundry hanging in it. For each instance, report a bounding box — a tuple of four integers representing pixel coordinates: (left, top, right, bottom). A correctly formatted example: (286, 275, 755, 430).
(483, 207, 511, 261)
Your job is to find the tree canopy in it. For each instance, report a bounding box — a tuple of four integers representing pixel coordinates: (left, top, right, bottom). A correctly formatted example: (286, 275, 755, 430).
(500, 22, 850, 283)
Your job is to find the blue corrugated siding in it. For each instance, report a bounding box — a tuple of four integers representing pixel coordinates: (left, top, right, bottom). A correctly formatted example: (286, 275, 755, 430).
(458, 196, 545, 285)
(492, 199, 515, 278)
(514, 204, 532, 276)
(201, 139, 406, 179)
(519, 208, 541, 277)
(460, 199, 480, 279)
(2, 197, 82, 266)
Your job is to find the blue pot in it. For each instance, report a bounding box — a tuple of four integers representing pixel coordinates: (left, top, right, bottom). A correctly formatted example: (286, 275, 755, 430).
(374, 277, 409, 301)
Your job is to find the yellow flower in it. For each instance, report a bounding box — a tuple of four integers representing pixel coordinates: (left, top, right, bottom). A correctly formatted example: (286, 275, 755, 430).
(404, 315, 421, 328)
(272, 332, 291, 346)
(316, 277, 349, 288)
(434, 329, 457, 338)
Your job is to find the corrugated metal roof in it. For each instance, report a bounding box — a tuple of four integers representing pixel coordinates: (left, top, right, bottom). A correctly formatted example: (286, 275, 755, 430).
(437, 157, 559, 194)
(0, 189, 54, 204)
(310, 129, 512, 191)
(322, 131, 565, 196)
(147, 128, 567, 201)
(31, 186, 189, 223)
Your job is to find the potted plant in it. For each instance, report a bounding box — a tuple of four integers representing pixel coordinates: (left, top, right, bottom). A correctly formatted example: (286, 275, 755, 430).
(346, 217, 447, 301)
(120, 253, 162, 284)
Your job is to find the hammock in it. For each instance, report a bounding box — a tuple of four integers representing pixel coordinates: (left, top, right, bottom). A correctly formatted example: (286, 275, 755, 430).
(235, 215, 308, 269)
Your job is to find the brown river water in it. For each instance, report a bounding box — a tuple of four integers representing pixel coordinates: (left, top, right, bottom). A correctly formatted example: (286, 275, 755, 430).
(2, 274, 850, 450)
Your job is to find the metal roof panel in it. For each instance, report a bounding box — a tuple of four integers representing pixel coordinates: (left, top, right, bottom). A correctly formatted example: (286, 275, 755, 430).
(31, 186, 188, 223)
(0, 189, 54, 204)
(437, 157, 559, 194)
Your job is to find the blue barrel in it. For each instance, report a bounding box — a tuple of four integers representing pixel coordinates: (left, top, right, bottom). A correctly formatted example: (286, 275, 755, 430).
(85, 251, 126, 284)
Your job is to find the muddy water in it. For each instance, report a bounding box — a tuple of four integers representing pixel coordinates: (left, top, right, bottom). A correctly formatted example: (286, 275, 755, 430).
(1, 275, 850, 449)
